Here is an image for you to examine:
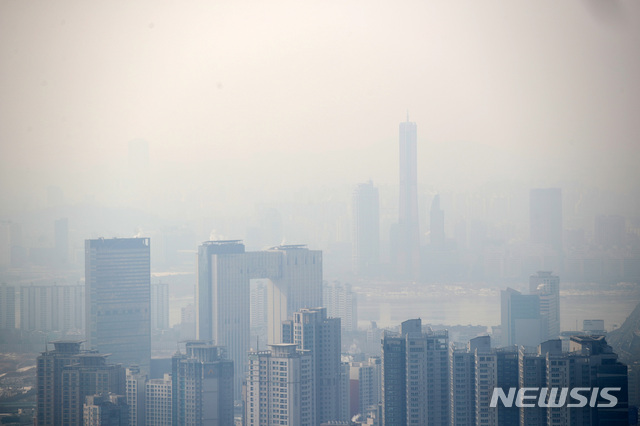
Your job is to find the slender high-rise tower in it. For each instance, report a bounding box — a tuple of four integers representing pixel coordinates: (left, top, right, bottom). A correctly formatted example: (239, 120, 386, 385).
(85, 237, 151, 373)
(397, 117, 420, 279)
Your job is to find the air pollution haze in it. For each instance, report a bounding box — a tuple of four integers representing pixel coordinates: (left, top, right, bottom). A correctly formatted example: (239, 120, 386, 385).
(1, 1, 640, 320)
(1, 0, 639, 215)
(2, 2, 640, 424)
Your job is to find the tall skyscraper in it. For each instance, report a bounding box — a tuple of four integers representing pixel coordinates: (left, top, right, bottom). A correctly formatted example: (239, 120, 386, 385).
(282, 307, 343, 424)
(396, 118, 420, 280)
(85, 237, 151, 373)
(529, 188, 563, 254)
(245, 343, 314, 426)
(352, 180, 380, 276)
(529, 271, 560, 341)
(196, 241, 322, 398)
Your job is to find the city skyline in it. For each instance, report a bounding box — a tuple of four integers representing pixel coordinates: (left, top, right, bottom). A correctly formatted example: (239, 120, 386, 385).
(1, 1, 640, 423)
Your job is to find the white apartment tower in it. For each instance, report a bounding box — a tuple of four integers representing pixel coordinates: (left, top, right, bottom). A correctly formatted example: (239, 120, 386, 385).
(126, 365, 147, 426)
(282, 307, 343, 424)
(245, 344, 314, 426)
(146, 374, 172, 426)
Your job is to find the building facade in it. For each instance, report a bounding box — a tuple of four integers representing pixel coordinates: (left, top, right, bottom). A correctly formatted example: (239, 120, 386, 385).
(171, 342, 234, 426)
(381, 319, 450, 426)
(85, 237, 151, 373)
(282, 307, 344, 424)
(20, 283, 84, 332)
(150, 282, 169, 331)
(146, 374, 172, 426)
(0, 283, 15, 329)
(196, 241, 322, 398)
(245, 344, 314, 426)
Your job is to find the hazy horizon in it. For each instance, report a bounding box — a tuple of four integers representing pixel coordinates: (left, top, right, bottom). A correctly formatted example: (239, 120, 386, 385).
(2, 0, 640, 223)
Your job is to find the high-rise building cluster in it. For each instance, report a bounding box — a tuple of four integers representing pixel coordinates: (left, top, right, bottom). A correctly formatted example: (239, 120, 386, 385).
(36, 341, 127, 426)
(246, 307, 350, 425)
(18, 118, 638, 425)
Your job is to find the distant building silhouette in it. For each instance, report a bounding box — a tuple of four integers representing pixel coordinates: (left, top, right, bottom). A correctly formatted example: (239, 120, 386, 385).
(394, 118, 420, 280)
(530, 188, 563, 254)
(501, 287, 542, 348)
(595, 215, 626, 248)
(150, 282, 169, 331)
(20, 283, 84, 332)
(352, 180, 380, 276)
(323, 281, 357, 332)
(85, 237, 151, 373)
(0, 283, 15, 329)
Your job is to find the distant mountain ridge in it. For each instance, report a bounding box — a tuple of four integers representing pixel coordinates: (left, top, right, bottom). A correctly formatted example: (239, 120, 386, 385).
(607, 301, 640, 365)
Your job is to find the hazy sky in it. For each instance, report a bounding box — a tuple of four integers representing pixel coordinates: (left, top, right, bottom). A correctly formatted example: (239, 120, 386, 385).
(1, 0, 639, 212)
